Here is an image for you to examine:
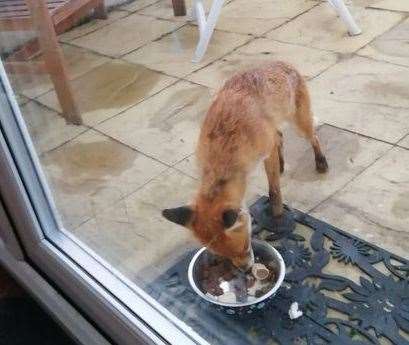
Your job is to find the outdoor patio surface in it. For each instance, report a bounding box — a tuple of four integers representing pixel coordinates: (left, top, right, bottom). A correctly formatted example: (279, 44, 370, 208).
(7, 0, 409, 283)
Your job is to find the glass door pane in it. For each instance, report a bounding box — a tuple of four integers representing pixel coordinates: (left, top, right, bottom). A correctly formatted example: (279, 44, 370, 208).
(0, 5, 208, 344)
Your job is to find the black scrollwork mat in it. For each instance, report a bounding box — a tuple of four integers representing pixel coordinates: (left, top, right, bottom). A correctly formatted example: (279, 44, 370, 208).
(146, 196, 409, 345)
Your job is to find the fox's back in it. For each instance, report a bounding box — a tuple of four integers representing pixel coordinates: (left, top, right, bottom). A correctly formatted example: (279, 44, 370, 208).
(197, 61, 302, 190)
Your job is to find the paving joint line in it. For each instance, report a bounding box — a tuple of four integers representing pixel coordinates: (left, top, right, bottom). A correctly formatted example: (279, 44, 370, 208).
(323, 123, 398, 147)
(308, 144, 396, 215)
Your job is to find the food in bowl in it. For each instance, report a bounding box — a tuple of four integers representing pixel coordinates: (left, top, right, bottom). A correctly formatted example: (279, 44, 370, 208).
(188, 239, 286, 316)
(197, 254, 279, 304)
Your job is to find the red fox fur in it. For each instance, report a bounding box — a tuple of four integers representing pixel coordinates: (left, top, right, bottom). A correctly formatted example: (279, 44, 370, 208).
(163, 61, 328, 270)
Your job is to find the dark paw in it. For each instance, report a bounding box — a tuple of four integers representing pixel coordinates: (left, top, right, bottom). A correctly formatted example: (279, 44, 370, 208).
(250, 197, 296, 238)
(316, 155, 328, 174)
(266, 209, 296, 238)
(255, 204, 295, 237)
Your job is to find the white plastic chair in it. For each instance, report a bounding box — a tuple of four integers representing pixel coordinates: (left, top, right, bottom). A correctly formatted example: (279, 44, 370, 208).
(191, 0, 362, 63)
(328, 0, 362, 35)
(192, 0, 224, 63)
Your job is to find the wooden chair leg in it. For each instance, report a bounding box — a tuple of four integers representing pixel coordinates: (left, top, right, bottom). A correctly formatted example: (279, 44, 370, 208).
(94, 0, 107, 19)
(172, 0, 186, 16)
(26, 0, 82, 125)
(45, 52, 82, 125)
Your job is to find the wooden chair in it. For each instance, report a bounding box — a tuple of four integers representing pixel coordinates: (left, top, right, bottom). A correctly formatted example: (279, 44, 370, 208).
(0, 0, 107, 125)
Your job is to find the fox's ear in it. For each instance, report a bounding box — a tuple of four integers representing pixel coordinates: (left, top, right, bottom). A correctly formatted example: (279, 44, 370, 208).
(162, 206, 194, 227)
(222, 209, 239, 228)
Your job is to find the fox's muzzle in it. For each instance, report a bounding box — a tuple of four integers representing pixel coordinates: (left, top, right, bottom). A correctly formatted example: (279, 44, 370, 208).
(232, 247, 255, 272)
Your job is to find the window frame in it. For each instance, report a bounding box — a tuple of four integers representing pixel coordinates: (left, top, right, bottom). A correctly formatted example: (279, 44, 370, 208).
(0, 208, 111, 345)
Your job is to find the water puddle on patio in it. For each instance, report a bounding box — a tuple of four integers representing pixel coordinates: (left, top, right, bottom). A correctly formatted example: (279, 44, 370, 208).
(74, 62, 163, 114)
(44, 140, 136, 194)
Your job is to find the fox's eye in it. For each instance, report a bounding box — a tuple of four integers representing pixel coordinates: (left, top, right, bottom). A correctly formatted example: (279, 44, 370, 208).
(222, 209, 238, 228)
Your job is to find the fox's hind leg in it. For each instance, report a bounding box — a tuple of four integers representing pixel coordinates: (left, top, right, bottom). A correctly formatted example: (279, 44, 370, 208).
(294, 79, 328, 173)
(264, 143, 284, 217)
(277, 130, 284, 174)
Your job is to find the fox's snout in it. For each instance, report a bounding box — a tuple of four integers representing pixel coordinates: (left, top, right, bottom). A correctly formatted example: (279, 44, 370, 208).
(232, 247, 255, 272)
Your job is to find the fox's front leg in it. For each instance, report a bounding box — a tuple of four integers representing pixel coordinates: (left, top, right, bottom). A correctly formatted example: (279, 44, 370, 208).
(264, 145, 284, 217)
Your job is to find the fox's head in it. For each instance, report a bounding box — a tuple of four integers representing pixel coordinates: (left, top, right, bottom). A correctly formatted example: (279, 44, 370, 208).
(162, 194, 254, 271)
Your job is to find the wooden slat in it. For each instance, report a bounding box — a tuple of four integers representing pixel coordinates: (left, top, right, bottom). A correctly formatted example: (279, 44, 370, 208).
(0, 15, 31, 29)
(52, 0, 101, 26)
(0, 0, 67, 6)
(0, 0, 67, 10)
(0, 0, 69, 19)
(0, 11, 30, 18)
(0, 4, 62, 12)
(0, 1, 66, 7)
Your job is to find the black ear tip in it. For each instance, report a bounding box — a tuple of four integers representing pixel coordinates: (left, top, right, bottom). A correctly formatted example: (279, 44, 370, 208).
(162, 208, 176, 221)
(161, 206, 193, 226)
(162, 209, 171, 219)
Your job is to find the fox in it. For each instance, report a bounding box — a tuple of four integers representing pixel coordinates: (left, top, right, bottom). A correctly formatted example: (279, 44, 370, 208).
(162, 61, 328, 271)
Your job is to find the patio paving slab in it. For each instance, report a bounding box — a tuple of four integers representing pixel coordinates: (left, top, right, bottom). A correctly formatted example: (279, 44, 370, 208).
(343, 0, 380, 6)
(370, 0, 409, 12)
(312, 146, 409, 258)
(309, 55, 409, 109)
(123, 25, 251, 78)
(59, 10, 129, 42)
(71, 13, 183, 57)
(41, 129, 167, 229)
(268, 3, 403, 53)
(21, 101, 87, 155)
(309, 56, 409, 142)
(96, 80, 212, 165)
(120, 0, 161, 12)
(72, 168, 198, 280)
(187, 38, 339, 89)
(214, 0, 318, 36)
(358, 18, 409, 68)
(311, 99, 409, 144)
(247, 125, 391, 213)
(36, 60, 176, 126)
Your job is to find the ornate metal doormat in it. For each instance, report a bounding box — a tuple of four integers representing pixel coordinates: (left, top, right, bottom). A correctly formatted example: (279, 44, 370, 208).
(146, 196, 409, 345)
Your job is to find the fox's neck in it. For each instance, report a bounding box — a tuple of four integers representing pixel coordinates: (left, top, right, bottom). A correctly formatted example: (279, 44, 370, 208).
(199, 171, 247, 207)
